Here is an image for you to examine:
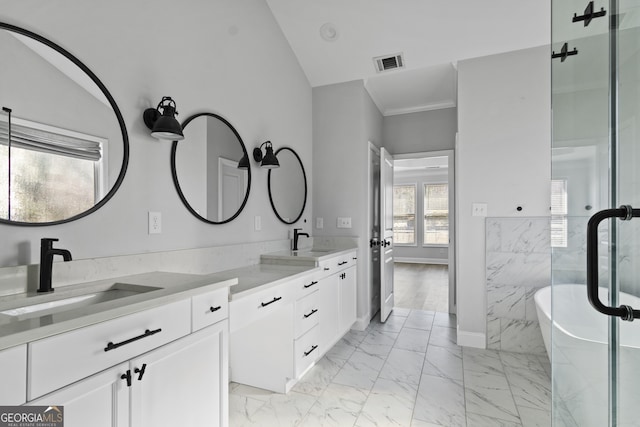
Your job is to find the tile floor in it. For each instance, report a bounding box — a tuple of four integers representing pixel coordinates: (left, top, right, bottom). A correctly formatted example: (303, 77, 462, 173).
(229, 308, 551, 426)
(394, 263, 449, 313)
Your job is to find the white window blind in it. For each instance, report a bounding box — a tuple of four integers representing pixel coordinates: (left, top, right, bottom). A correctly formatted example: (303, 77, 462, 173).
(551, 179, 568, 248)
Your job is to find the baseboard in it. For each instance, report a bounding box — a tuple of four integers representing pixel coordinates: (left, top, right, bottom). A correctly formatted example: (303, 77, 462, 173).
(394, 257, 448, 265)
(352, 315, 369, 331)
(456, 327, 486, 348)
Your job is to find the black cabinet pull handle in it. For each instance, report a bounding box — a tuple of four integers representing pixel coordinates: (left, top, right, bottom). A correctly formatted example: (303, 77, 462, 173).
(338, 261, 347, 266)
(121, 370, 132, 387)
(353, 257, 357, 260)
(304, 309, 318, 318)
(304, 281, 318, 289)
(587, 206, 640, 321)
(134, 363, 147, 381)
(209, 305, 222, 313)
(324, 267, 330, 271)
(104, 328, 162, 352)
(304, 345, 318, 357)
(261, 297, 282, 307)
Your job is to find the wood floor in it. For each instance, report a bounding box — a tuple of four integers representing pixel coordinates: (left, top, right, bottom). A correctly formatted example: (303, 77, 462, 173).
(394, 262, 449, 312)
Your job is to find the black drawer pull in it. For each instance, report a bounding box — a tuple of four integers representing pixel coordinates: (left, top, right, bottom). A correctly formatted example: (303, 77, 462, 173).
(304, 345, 318, 357)
(261, 296, 282, 307)
(104, 328, 162, 352)
(338, 261, 347, 266)
(209, 305, 222, 313)
(304, 309, 318, 318)
(134, 363, 147, 381)
(324, 267, 330, 271)
(304, 281, 318, 289)
(121, 370, 132, 387)
(353, 257, 357, 260)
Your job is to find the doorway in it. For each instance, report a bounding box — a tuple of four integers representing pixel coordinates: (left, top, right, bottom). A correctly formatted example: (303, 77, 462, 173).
(392, 150, 455, 314)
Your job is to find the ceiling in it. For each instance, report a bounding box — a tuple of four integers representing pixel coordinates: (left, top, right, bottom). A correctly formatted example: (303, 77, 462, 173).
(266, 0, 550, 115)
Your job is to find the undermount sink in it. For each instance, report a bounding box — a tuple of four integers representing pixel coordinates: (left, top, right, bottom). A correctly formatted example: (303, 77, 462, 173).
(0, 283, 160, 320)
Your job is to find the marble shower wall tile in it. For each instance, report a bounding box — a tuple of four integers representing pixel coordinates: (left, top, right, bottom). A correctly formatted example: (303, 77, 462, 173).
(486, 218, 551, 354)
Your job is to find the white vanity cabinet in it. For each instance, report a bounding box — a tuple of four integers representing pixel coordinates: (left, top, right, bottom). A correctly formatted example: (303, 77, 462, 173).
(23, 286, 230, 427)
(0, 344, 27, 405)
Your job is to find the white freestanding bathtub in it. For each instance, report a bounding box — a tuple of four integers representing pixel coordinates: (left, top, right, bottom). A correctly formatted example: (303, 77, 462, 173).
(534, 284, 640, 426)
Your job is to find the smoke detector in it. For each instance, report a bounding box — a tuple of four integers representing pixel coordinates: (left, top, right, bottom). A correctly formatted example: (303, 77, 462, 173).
(373, 53, 405, 73)
(319, 23, 339, 42)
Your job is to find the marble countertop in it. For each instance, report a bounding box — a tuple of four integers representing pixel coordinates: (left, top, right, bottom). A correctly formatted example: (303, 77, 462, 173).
(260, 247, 357, 265)
(0, 271, 236, 351)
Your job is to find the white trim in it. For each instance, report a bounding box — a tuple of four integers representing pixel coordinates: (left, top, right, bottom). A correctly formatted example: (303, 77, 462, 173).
(383, 101, 456, 117)
(352, 315, 369, 331)
(456, 328, 486, 348)
(394, 257, 448, 265)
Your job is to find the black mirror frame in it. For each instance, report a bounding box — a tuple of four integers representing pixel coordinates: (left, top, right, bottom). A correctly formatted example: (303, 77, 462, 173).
(0, 21, 130, 227)
(170, 112, 251, 225)
(267, 147, 307, 225)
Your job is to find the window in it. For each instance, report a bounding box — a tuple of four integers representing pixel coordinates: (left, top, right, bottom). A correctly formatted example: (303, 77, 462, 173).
(393, 184, 416, 244)
(424, 183, 449, 245)
(0, 116, 104, 222)
(551, 179, 568, 248)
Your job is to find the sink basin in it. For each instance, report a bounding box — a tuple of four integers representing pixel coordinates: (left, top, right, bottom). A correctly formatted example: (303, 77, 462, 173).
(0, 283, 160, 320)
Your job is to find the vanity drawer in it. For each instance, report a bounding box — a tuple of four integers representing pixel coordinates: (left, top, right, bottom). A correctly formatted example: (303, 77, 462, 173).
(0, 344, 27, 405)
(294, 290, 319, 339)
(230, 282, 295, 332)
(294, 325, 320, 378)
(192, 287, 229, 331)
(295, 272, 322, 299)
(318, 251, 357, 276)
(28, 299, 191, 400)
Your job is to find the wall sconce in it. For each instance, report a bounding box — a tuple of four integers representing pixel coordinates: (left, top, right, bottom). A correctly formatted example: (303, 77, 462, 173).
(143, 96, 185, 141)
(237, 152, 250, 170)
(253, 141, 280, 169)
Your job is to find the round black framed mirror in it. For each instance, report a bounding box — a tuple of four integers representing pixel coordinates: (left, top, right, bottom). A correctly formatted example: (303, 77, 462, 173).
(268, 147, 307, 224)
(171, 113, 251, 224)
(0, 22, 129, 226)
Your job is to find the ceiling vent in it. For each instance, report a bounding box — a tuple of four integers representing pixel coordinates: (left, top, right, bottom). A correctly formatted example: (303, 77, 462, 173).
(373, 53, 405, 73)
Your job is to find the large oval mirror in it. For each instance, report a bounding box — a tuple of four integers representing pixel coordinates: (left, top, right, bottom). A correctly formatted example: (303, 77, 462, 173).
(171, 113, 251, 224)
(268, 147, 307, 224)
(0, 22, 129, 226)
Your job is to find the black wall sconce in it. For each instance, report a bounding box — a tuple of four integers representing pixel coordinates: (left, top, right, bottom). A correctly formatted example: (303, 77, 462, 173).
(253, 141, 280, 169)
(143, 96, 185, 141)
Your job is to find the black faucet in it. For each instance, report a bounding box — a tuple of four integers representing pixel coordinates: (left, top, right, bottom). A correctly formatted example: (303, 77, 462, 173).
(38, 238, 72, 293)
(293, 228, 310, 251)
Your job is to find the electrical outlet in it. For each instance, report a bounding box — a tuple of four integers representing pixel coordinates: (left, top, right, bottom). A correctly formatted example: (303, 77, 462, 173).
(472, 203, 487, 217)
(337, 217, 352, 228)
(148, 211, 162, 234)
(316, 217, 324, 229)
(254, 215, 261, 231)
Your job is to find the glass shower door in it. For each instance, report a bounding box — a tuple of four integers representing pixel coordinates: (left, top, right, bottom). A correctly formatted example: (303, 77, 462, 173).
(552, 0, 640, 426)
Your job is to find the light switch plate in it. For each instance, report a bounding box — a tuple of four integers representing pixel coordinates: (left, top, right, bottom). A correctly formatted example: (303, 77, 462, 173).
(316, 217, 324, 229)
(472, 203, 487, 217)
(337, 217, 352, 228)
(254, 216, 262, 231)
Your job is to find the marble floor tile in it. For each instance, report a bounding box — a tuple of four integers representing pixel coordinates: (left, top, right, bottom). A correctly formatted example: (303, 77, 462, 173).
(499, 351, 547, 374)
(325, 338, 358, 360)
(369, 314, 406, 333)
(298, 383, 369, 427)
(292, 356, 345, 397)
(504, 366, 551, 411)
(464, 370, 520, 423)
(355, 378, 417, 427)
(433, 311, 456, 328)
(413, 374, 466, 427)
(404, 310, 435, 330)
(428, 325, 457, 348)
(229, 382, 274, 402)
(410, 420, 444, 427)
(342, 329, 370, 347)
(391, 307, 411, 317)
(422, 344, 463, 381)
(463, 347, 505, 376)
(332, 350, 386, 391)
(240, 391, 316, 427)
(379, 348, 426, 385)
(394, 327, 430, 353)
(229, 393, 267, 427)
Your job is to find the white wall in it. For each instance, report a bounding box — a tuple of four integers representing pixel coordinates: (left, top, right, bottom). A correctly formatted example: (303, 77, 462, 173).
(382, 108, 457, 155)
(456, 46, 551, 346)
(0, 0, 312, 269)
(313, 79, 383, 325)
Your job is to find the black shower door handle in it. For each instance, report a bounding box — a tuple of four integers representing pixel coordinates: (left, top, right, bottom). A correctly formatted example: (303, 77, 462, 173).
(587, 205, 640, 321)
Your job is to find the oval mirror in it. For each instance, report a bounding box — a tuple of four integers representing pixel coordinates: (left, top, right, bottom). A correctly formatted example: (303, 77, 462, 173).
(0, 22, 129, 226)
(268, 147, 307, 224)
(171, 113, 251, 224)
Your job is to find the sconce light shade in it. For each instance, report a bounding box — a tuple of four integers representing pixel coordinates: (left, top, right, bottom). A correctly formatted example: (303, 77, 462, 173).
(143, 96, 185, 141)
(237, 152, 250, 169)
(253, 141, 280, 169)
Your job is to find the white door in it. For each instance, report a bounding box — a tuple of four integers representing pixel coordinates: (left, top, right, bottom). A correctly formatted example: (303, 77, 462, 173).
(26, 363, 129, 427)
(131, 323, 228, 427)
(380, 147, 394, 322)
(218, 157, 247, 221)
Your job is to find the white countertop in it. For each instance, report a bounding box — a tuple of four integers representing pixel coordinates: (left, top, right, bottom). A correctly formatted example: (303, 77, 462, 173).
(260, 247, 357, 265)
(0, 271, 236, 351)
